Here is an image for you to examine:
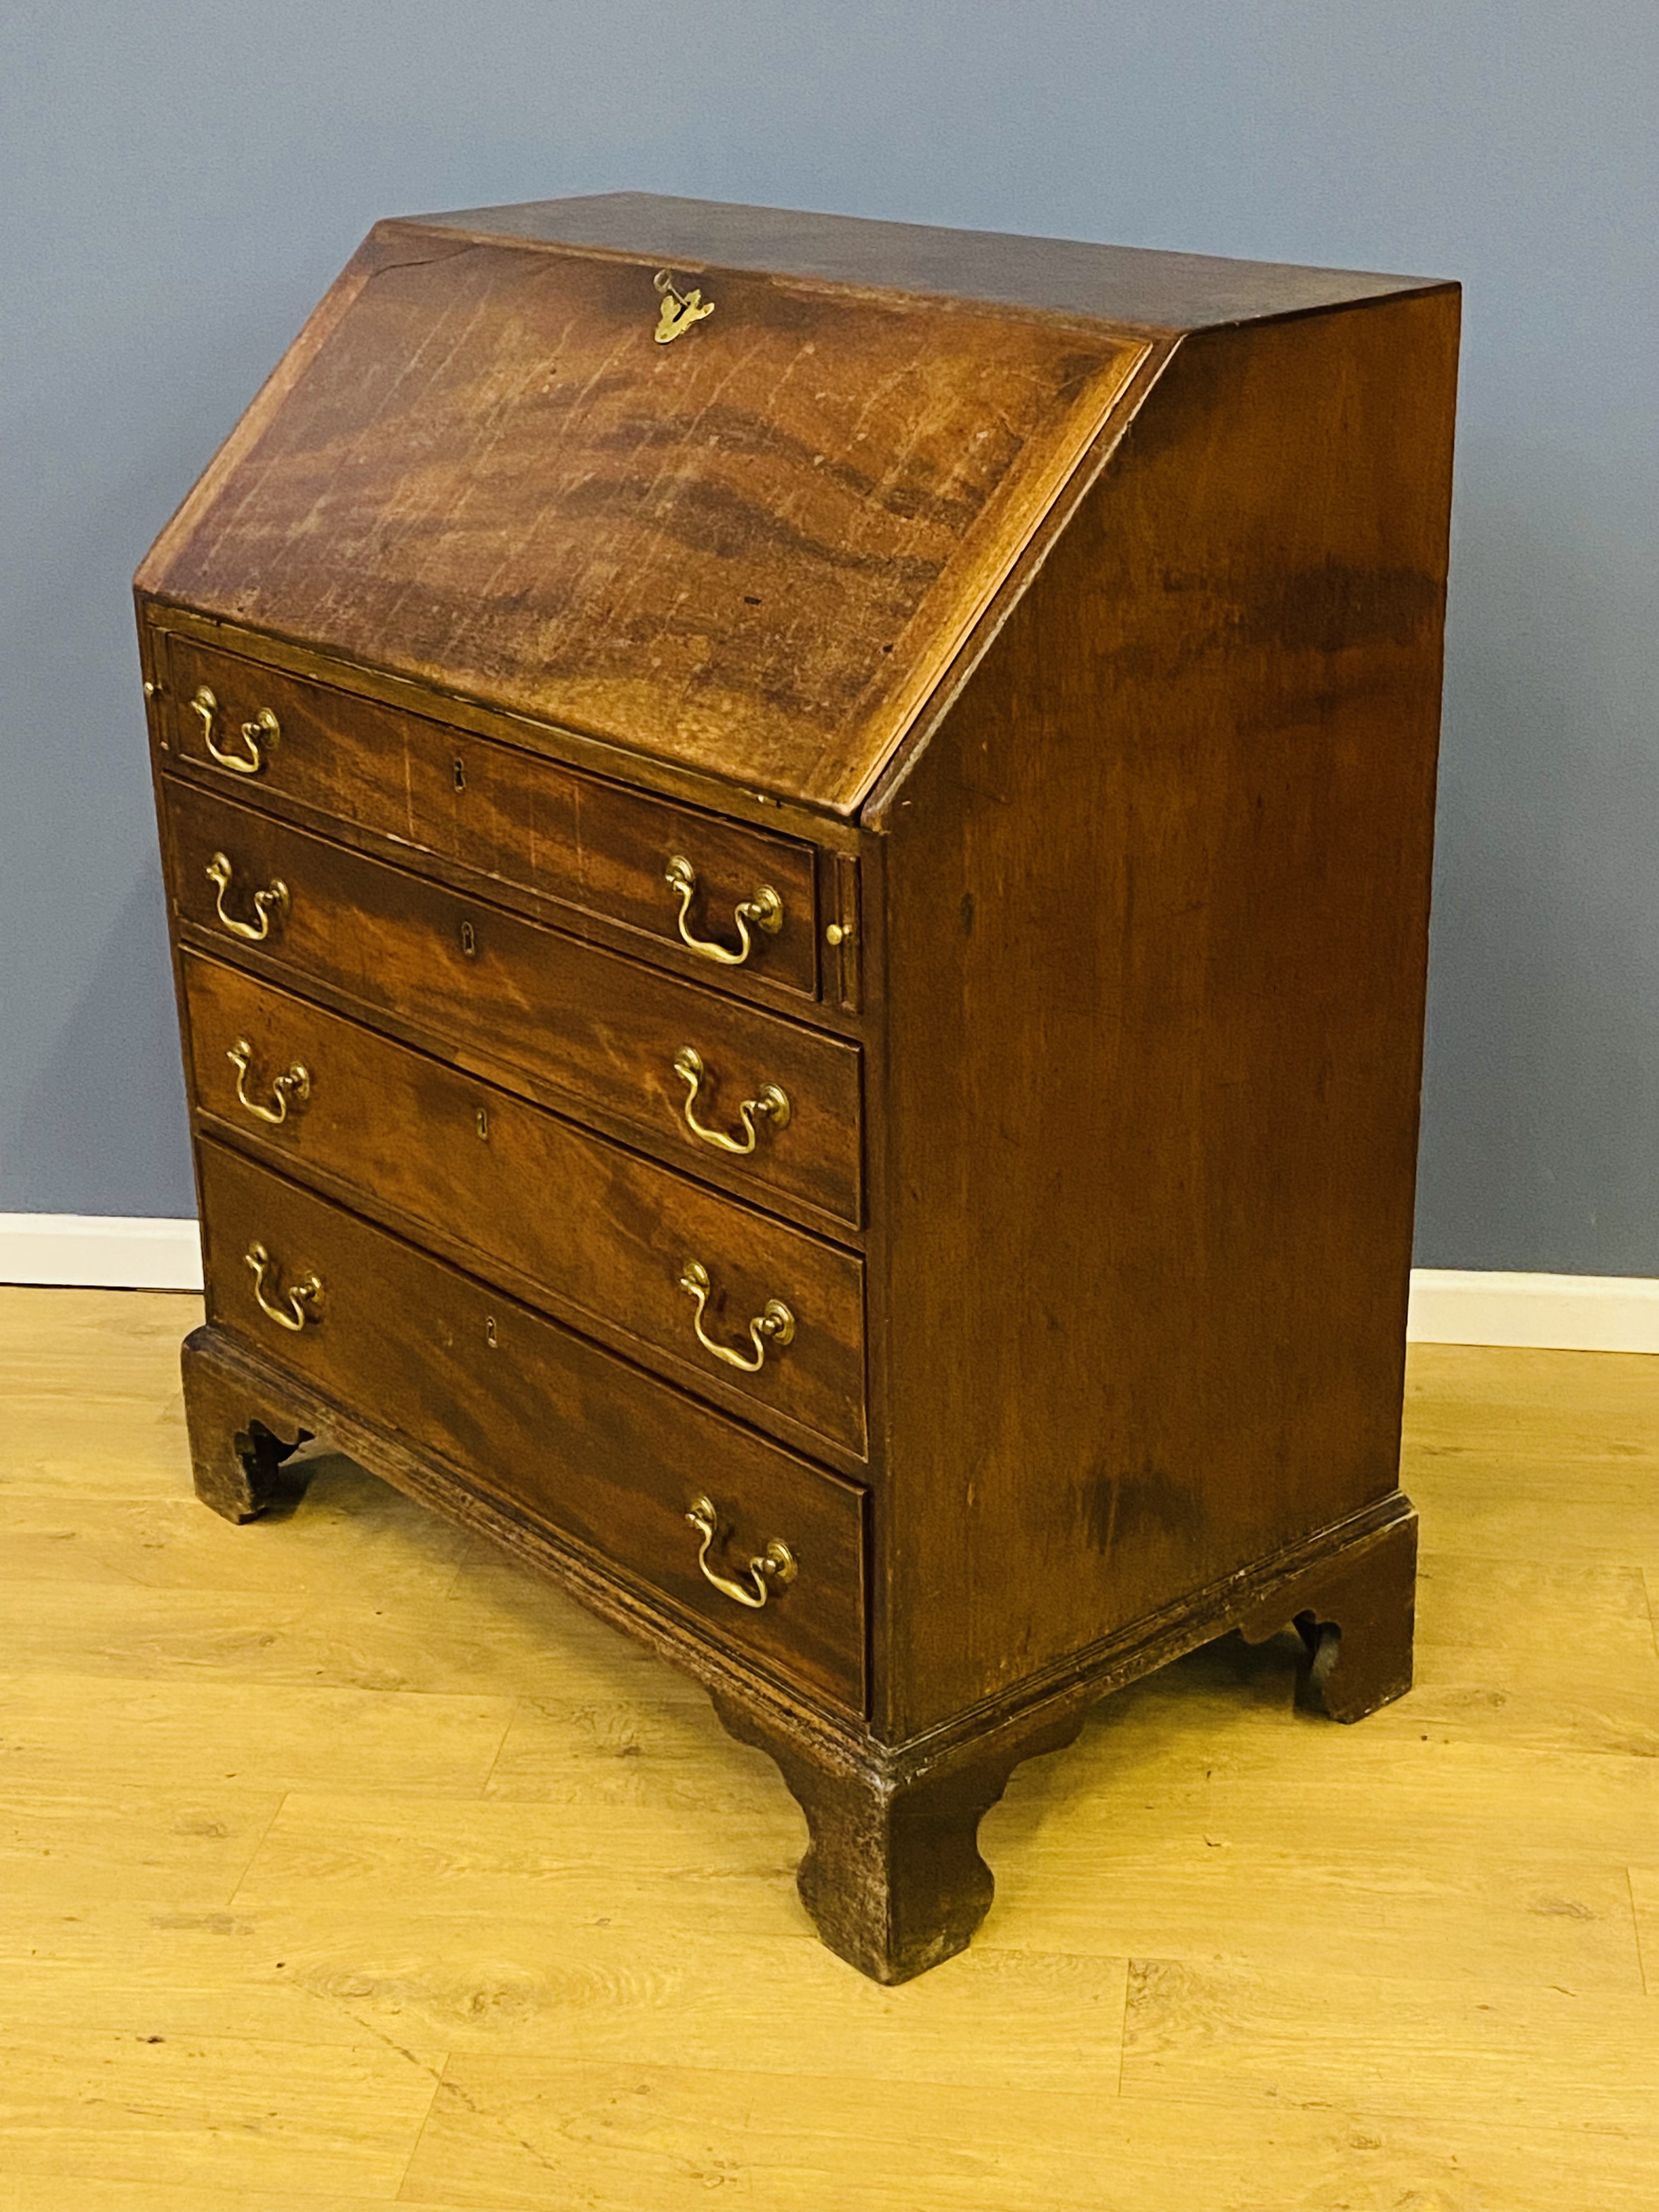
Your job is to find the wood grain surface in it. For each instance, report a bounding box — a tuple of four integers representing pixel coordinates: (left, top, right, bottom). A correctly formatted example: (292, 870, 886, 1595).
(138, 232, 1147, 809)
(159, 631, 823, 1000)
(870, 289, 1459, 1734)
(4, 1290, 1658, 2205)
(135, 198, 1464, 1990)
(194, 1143, 868, 1711)
(181, 955, 867, 1458)
(162, 778, 864, 1227)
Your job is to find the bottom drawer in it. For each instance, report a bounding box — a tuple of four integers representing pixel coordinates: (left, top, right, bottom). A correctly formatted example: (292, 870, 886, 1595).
(198, 1139, 866, 1712)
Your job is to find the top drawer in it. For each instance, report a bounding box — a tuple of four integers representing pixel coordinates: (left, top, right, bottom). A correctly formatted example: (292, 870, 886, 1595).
(156, 634, 823, 1002)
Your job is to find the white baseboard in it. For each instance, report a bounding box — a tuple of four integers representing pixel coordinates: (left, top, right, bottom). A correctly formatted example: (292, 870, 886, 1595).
(3, 1221, 1656, 1354)
(1405, 1268, 1659, 1353)
(0, 1215, 204, 1293)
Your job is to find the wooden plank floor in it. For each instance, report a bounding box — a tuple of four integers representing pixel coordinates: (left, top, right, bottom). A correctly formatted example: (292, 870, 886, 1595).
(3, 1285, 1658, 2209)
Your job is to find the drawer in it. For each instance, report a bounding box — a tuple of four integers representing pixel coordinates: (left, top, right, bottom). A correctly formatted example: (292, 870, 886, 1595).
(198, 1140, 866, 1711)
(182, 954, 866, 1455)
(159, 633, 822, 1000)
(163, 778, 862, 1229)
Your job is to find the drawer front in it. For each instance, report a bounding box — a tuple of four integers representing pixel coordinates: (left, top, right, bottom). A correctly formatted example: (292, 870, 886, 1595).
(160, 634, 822, 999)
(199, 1139, 866, 1712)
(183, 955, 866, 1455)
(163, 778, 862, 1229)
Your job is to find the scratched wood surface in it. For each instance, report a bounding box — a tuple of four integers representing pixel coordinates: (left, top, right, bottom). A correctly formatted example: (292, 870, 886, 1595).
(192, 1146, 868, 1712)
(3, 1285, 1658, 2206)
(138, 231, 1147, 810)
(181, 958, 869, 1464)
(162, 783, 865, 1230)
(157, 631, 827, 1007)
(872, 288, 1458, 1732)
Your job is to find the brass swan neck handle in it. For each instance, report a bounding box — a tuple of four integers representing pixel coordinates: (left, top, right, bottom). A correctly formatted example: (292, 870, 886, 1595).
(227, 1038, 311, 1126)
(206, 852, 289, 943)
(664, 855, 782, 967)
(672, 1047, 789, 1155)
(245, 1242, 324, 1332)
(191, 685, 279, 776)
(685, 1495, 795, 1609)
(678, 1260, 794, 1374)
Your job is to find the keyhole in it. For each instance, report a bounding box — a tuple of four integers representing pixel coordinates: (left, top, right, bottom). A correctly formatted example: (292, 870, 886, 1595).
(453, 759, 466, 792)
(475, 1106, 489, 1139)
(484, 1316, 499, 1349)
(460, 918, 477, 958)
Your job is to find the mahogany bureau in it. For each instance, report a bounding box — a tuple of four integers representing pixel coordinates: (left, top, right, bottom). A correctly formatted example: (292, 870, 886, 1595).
(136, 193, 1459, 1982)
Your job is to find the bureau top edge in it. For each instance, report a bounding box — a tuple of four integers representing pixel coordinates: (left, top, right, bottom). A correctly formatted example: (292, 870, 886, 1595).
(397, 194, 1457, 334)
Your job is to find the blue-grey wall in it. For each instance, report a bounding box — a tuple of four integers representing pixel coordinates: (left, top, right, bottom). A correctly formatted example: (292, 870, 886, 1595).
(3, 3, 1655, 1267)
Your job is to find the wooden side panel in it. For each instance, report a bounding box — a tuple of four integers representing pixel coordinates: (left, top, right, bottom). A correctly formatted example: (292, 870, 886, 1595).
(138, 235, 1144, 809)
(873, 293, 1459, 1736)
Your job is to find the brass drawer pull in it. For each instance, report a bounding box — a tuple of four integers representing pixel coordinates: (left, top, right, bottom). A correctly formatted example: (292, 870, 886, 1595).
(678, 1260, 794, 1373)
(245, 1241, 324, 1332)
(192, 685, 280, 776)
(664, 854, 783, 967)
(685, 1494, 795, 1610)
(227, 1037, 311, 1126)
(673, 1046, 789, 1155)
(206, 851, 289, 943)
